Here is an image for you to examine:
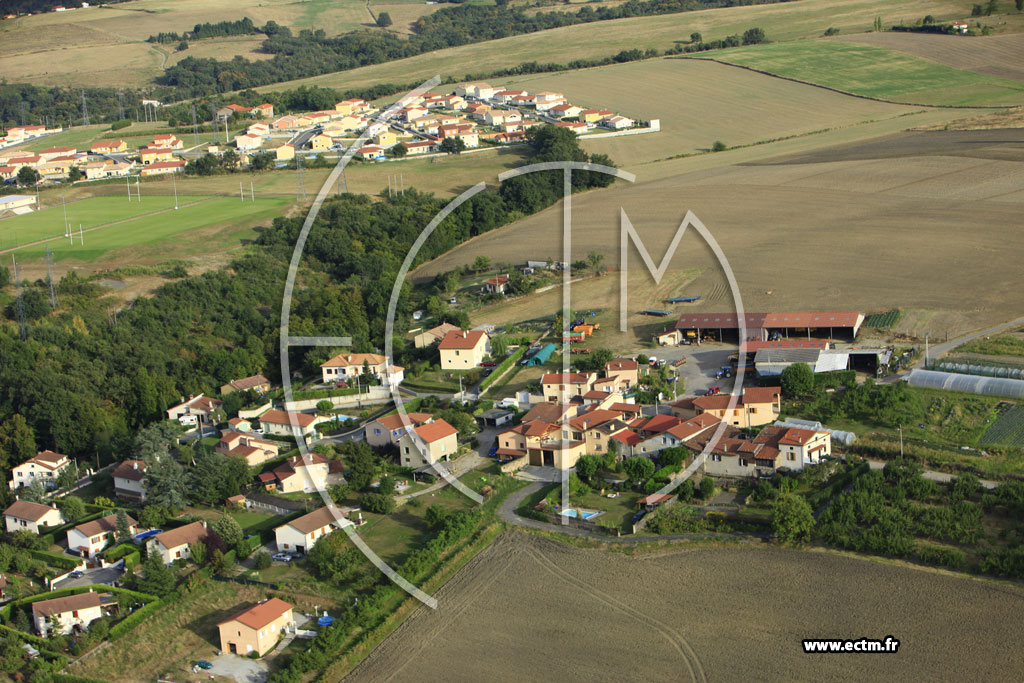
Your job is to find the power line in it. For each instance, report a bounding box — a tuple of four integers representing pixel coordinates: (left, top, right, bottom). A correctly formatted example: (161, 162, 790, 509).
(12, 257, 26, 341)
(117, 89, 125, 121)
(81, 90, 89, 126)
(45, 246, 58, 310)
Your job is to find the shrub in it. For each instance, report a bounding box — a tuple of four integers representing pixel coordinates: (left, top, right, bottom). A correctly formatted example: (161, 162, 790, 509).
(711, 140, 727, 152)
(253, 551, 272, 570)
(110, 119, 132, 131)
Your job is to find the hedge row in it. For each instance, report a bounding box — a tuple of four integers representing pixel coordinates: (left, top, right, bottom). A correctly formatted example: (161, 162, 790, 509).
(102, 544, 137, 563)
(28, 549, 78, 571)
(236, 535, 262, 559)
(1, 585, 159, 623)
(479, 346, 528, 392)
(108, 597, 163, 641)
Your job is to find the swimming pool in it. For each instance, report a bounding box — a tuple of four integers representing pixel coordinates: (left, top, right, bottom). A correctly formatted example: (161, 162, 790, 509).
(560, 508, 601, 520)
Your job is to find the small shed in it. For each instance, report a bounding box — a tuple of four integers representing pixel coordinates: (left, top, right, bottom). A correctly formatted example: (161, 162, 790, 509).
(475, 409, 514, 428)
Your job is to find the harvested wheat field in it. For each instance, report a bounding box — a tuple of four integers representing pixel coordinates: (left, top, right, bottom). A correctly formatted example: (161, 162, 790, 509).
(496, 58, 919, 169)
(834, 32, 1024, 84)
(414, 128, 1024, 339)
(348, 532, 1024, 682)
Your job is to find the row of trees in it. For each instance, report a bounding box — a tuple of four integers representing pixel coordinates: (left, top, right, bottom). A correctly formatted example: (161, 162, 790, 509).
(147, 17, 264, 44)
(159, 0, 782, 95)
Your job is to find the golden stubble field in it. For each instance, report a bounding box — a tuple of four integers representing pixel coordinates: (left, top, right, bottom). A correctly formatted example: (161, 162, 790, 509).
(413, 125, 1024, 340)
(347, 532, 1024, 682)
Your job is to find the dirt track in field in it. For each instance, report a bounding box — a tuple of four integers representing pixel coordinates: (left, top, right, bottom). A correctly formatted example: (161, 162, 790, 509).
(413, 128, 1024, 339)
(347, 531, 1024, 682)
(834, 32, 1024, 83)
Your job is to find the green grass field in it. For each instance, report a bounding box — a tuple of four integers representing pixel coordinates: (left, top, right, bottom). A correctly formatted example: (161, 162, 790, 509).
(0, 194, 214, 250)
(701, 40, 1024, 106)
(4, 195, 289, 264)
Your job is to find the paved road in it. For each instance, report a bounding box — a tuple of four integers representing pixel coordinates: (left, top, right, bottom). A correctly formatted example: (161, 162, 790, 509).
(53, 565, 121, 590)
(865, 458, 999, 489)
(929, 316, 1024, 361)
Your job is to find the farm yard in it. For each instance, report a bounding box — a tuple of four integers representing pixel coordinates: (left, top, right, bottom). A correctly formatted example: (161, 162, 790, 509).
(701, 41, 1024, 106)
(346, 532, 1024, 682)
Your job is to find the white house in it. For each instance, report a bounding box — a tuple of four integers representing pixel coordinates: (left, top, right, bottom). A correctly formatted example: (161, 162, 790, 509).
(3, 501, 63, 535)
(320, 352, 403, 386)
(364, 412, 434, 447)
(9, 451, 71, 490)
(111, 460, 147, 502)
(274, 506, 351, 555)
(66, 513, 137, 559)
(258, 410, 319, 440)
(33, 592, 106, 637)
(147, 521, 209, 565)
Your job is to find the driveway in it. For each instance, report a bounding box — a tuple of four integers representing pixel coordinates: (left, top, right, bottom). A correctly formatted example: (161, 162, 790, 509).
(53, 565, 121, 589)
(639, 343, 738, 399)
(203, 654, 268, 683)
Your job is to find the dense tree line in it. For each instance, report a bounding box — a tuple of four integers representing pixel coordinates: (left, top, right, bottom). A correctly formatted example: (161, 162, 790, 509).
(159, 0, 788, 96)
(147, 17, 264, 44)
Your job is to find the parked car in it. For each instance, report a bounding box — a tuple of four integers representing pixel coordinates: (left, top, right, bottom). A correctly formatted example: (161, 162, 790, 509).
(272, 553, 293, 562)
(448, 297, 458, 304)
(480, 361, 497, 367)
(69, 570, 84, 579)
(482, 369, 492, 377)
(706, 386, 721, 396)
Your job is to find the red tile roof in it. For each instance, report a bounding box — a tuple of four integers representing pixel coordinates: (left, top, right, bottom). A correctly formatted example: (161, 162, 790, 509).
(112, 460, 146, 481)
(606, 358, 638, 373)
(414, 419, 458, 443)
(260, 410, 317, 427)
(375, 412, 433, 432)
(33, 592, 102, 619)
(541, 372, 592, 384)
(4, 500, 58, 523)
(219, 597, 292, 630)
(74, 512, 136, 538)
(152, 521, 208, 550)
(438, 329, 487, 350)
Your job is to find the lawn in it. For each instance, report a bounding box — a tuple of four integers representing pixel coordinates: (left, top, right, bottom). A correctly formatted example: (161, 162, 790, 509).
(6, 195, 290, 264)
(66, 575, 274, 683)
(702, 40, 1024, 106)
(577, 489, 643, 533)
(0, 194, 215, 251)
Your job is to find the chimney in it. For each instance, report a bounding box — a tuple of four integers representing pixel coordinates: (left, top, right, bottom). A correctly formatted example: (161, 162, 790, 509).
(132, 462, 138, 470)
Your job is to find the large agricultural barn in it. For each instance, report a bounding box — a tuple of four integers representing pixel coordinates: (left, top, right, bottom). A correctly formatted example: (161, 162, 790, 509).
(667, 311, 865, 344)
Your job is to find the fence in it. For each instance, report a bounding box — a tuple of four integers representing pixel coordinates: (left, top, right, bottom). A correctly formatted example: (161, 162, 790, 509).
(247, 491, 309, 514)
(284, 386, 392, 411)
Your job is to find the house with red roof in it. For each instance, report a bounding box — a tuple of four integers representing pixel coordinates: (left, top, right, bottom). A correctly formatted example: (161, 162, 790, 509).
(397, 419, 459, 469)
(753, 425, 831, 471)
(482, 273, 510, 295)
(438, 329, 490, 369)
(365, 412, 434, 447)
(541, 372, 596, 402)
(669, 387, 781, 427)
(9, 451, 71, 490)
(218, 598, 294, 656)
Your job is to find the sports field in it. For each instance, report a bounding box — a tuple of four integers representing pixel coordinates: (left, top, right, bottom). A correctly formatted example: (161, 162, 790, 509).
(347, 532, 1024, 681)
(2, 194, 289, 268)
(702, 40, 1024, 106)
